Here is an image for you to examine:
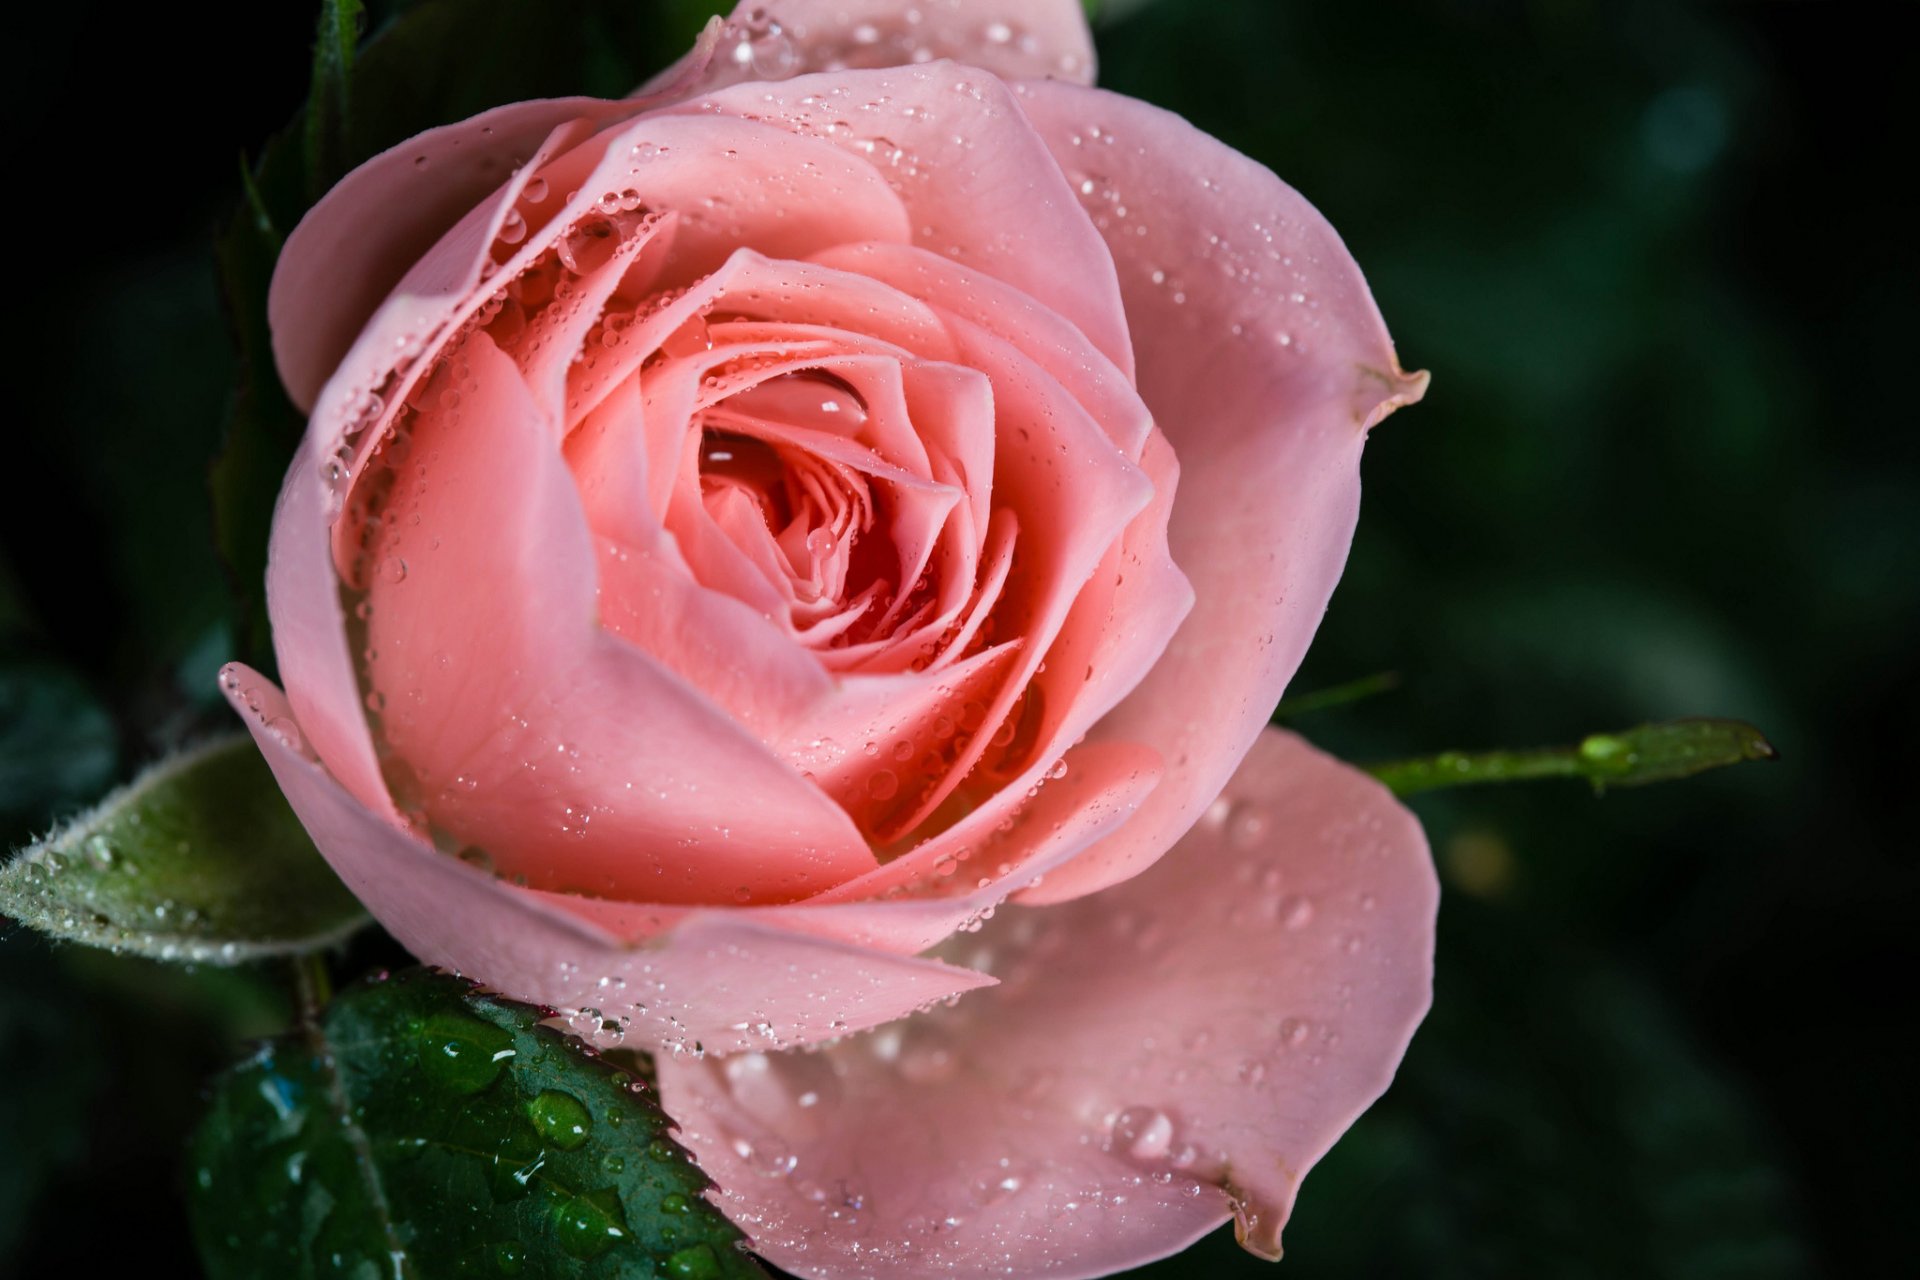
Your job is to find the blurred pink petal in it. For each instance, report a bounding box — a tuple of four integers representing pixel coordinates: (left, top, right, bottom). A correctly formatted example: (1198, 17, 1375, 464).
(658, 729, 1437, 1277)
(1011, 82, 1429, 905)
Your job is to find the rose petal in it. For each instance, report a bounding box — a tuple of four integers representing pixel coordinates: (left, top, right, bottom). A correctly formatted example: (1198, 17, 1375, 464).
(361, 332, 874, 904)
(268, 98, 624, 411)
(812, 242, 1151, 457)
(1011, 82, 1430, 905)
(696, 0, 1096, 90)
(222, 663, 993, 1056)
(657, 729, 1436, 1277)
(682, 63, 1132, 380)
(530, 738, 1166, 957)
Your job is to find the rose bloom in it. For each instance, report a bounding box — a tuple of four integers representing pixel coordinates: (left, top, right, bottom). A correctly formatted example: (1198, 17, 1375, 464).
(221, 1, 1435, 1274)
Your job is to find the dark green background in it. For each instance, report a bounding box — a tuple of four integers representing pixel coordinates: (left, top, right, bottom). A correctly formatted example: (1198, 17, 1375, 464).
(2, 1, 1911, 1276)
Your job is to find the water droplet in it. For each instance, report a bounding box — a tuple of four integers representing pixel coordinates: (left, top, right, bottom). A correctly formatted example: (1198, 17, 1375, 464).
(663, 1243, 725, 1279)
(488, 1122, 547, 1202)
(527, 1090, 592, 1150)
(490, 1242, 525, 1276)
(379, 555, 408, 585)
(264, 716, 306, 755)
(866, 769, 899, 800)
(551, 1187, 630, 1259)
(1110, 1106, 1175, 1161)
(729, 1132, 799, 1178)
(522, 176, 549, 203)
(1227, 802, 1269, 849)
(417, 1013, 514, 1094)
(498, 208, 528, 246)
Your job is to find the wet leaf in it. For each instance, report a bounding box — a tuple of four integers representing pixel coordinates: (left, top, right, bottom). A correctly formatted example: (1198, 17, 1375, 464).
(188, 968, 762, 1280)
(0, 734, 365, 964)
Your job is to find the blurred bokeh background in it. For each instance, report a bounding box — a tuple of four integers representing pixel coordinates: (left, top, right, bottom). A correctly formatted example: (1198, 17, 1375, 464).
(2, 2, 1911, 1276)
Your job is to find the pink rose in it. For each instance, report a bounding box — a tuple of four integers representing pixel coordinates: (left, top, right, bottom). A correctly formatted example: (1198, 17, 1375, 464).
(221, 1, 1435, 1272)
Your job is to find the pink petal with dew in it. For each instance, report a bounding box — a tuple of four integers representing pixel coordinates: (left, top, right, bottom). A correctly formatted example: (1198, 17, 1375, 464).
(266, 10, 733, 413)
(266, 106, 611, 823)
(686, 0, 1097, 93)
(221, 663, 992, 1057)
(1010, 82, 1430, 905)
(657, 729, 1437, 1277)
(360, 332, 872, 905)
(269, 97, 626, 412)
(269, 103, 914, 836)
(526, 738, 1165, 958)
(811, 242, 1153, 459)
(681, 62, 1132, 381)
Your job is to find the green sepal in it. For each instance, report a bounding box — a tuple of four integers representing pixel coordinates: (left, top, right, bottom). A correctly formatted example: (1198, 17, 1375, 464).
(0, 734, 365, 963)
(1365, 717, 1779, 797)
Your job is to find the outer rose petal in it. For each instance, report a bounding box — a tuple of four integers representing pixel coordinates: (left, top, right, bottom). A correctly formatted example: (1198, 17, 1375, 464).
(271, 0, 1094, 411)
(269, 97, 622, 411)
(1010, 82, 1430, 905)
(221, 664, 993, 1056)
(657, 730, 1437, 1278)
(684, 63, 1134, 380)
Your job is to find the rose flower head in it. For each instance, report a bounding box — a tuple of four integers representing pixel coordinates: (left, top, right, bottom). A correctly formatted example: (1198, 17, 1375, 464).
(220, 1, 1436, 1273)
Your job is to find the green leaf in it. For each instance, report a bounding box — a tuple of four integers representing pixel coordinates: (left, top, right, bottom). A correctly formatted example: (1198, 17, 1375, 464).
(0, 734, 365, 964)
(1363, 717, 1778, 797)
(307, 0, 367, 201)
(188, 969, 763, 1280)
(208, 187, 307, 671)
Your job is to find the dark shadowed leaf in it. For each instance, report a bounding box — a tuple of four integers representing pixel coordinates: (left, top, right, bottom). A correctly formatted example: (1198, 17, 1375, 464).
(307, 0, 367, 199)
(0, 734, 365, 964)
(0, 661, 117, 821)
(188, 968, 763, 1280)
(0, 940, 106, 1258)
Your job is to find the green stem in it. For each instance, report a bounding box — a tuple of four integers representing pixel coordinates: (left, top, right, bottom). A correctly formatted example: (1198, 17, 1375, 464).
(1364, 717, 1778, 798)
(290, 952, 333, 1026)
(1274, 671, 1401, 720)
